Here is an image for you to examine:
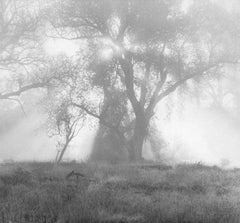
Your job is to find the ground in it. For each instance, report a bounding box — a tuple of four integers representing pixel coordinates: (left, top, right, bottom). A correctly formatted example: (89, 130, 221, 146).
(0, 161, 240, 223)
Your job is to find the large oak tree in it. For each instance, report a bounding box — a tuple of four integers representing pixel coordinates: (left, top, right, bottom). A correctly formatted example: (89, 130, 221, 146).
(47, 0, 240, 161)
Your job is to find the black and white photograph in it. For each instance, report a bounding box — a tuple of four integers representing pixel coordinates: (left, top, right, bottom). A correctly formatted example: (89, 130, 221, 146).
(0, 0, 240, 222)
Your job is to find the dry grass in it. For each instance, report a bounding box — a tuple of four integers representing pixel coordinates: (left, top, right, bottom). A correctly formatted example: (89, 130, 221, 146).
(0, 161, 240, 222)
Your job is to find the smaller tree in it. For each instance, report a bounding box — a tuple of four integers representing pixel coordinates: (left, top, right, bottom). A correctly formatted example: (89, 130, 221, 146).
(40, 56, 89, 163)
(50, 101, 85, 163)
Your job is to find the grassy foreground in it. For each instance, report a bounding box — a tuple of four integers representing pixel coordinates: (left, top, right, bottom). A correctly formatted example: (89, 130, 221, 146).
(0, 161, 240, 223)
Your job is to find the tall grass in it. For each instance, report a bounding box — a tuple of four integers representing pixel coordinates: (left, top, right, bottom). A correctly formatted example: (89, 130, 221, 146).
(0, 161, 240, 222)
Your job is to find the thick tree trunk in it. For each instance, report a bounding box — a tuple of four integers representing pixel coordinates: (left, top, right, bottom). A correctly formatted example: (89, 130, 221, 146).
(90, 125, 127, 162)
(129, 114, 148, 162)
(131, 134, 145, 161)
(119, 57, 150, 161)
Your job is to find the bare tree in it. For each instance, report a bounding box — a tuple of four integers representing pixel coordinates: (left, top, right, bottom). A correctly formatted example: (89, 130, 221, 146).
(0, 0, 49, 106)
(55, 103, 84, 163)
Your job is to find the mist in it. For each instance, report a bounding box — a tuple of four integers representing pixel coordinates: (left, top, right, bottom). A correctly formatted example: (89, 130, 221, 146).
(2, 1, 240, 222)
(1, 89, 240, 167)
(157, 105, 240, 167)
(0, 110, 96, 162)
(1, 0, 240, 167)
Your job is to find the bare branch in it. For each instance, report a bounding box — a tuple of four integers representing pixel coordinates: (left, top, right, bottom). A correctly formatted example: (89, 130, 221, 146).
(0, 81, 49, 100)
(146, 60, 239, 119)
(71, 102, 101, 120)
(46, 34, 102, 40)
(71, 102, 123, 132)
(145, 69, 168, 117)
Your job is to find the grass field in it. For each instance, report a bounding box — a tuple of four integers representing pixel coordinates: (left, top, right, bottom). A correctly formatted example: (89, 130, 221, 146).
(1, 161, 240, 223)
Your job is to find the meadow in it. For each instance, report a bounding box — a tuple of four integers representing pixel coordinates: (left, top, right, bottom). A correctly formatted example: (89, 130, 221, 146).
(1, 161, 240, 223)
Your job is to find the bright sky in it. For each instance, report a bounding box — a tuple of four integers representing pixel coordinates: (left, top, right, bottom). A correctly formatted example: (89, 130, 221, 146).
(182, 0, 237, 14)
(44, 39, 79, 56)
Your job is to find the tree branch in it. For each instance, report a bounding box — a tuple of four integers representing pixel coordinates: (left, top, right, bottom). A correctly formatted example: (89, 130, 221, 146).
(0, 81, 49, 100)
(119, 56, 141, 115)
(71, 102, 118, 130)
(146, 61, 238, 119)
(145, 69, 167, 117)
(71, 101, 130, 148)
(140, 63, 151, 107)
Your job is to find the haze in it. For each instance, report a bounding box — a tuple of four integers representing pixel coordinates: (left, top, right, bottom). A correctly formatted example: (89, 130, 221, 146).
(0, 0, 240, 167)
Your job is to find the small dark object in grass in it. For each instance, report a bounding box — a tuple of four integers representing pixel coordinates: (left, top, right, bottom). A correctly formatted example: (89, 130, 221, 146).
(66, 170, 86, 180)
(191, 184, 207, 194)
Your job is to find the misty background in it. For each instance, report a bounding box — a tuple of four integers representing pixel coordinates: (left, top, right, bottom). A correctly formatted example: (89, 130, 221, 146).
(1, 0, 240, 167)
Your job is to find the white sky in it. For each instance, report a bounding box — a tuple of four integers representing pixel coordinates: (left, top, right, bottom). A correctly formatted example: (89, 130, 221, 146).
(44, 39, 79, 57)
(182, 0, 238, 14)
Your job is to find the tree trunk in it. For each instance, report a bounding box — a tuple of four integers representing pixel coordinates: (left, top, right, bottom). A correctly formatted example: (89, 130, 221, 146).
(57, 140, 70, 163)
(129, 114, 148, 162)
(90, 125, 127, 162)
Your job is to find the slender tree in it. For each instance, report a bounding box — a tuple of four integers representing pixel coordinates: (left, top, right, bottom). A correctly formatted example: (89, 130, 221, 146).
(55, 102, 84, 163)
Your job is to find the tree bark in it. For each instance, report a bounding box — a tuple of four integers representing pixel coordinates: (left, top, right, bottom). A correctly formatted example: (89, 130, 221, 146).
(57, 140, 70, 163)
(119, 57, 150, 161)
(129, 112, 148, 162)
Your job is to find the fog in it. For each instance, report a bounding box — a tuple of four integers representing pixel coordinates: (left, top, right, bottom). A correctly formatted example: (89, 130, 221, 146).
(1, 50, 240, 166)
(0, 110, 96, 162)
(1, 0, 240, 166)
(156, 105, 240, 167)
(1, 89, 240, 167)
